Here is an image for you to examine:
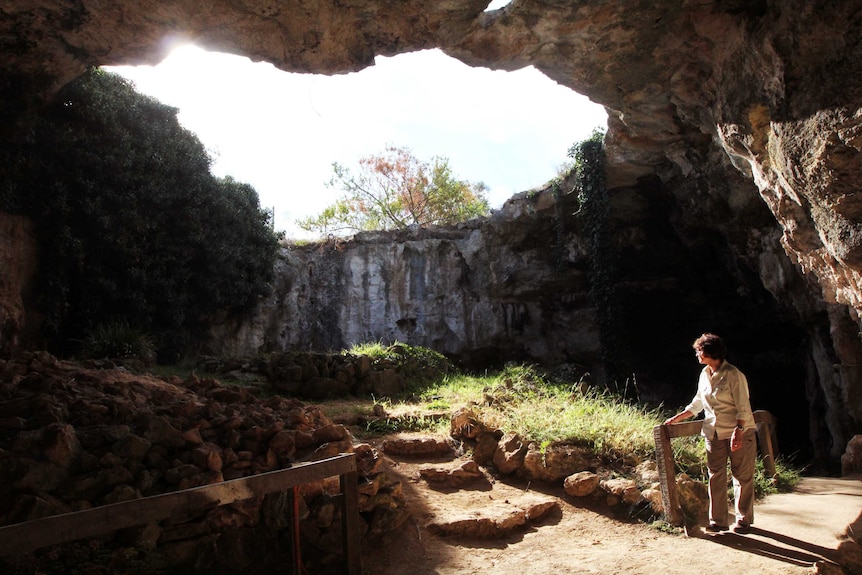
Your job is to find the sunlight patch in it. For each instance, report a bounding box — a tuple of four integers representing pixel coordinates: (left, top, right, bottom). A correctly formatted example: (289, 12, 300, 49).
(485, 0, 514, 11)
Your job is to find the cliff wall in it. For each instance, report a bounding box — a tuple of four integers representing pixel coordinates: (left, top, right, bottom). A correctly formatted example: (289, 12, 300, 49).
(208, 185, 600, 372)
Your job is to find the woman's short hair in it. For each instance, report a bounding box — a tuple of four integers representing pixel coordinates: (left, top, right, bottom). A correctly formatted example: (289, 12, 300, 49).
(693, 333, 727, 360)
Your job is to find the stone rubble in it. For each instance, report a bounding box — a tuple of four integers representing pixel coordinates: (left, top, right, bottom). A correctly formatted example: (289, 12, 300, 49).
(446, 407, 709, 523)
(0, 352, 408, 572)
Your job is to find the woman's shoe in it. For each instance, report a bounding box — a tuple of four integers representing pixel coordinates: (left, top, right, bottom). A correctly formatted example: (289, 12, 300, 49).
(732, 521, 751, 534)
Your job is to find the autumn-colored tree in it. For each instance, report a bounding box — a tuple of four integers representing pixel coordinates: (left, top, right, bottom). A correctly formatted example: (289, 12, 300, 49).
(297, 145, 490, 236)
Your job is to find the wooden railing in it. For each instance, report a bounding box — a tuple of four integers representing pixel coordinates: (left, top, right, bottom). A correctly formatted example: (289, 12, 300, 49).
(0, 453, 361, 575)
(654, 410, 777, 526)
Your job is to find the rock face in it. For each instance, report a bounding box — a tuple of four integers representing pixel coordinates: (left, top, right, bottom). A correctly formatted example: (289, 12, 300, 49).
(208, 185, 601, 369)
(1, 1, 862, 466)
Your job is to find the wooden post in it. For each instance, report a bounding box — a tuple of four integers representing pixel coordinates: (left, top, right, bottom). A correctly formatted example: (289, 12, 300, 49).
(288, 486, 301, 575)
(653, 424, 684, 526)
(340, 469, 362, 575)
(754, 410, 777, 479)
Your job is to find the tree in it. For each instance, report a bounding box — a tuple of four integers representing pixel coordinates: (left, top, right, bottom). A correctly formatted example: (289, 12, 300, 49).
(0, 68, 280, 360)
(297, 145, 490, 236)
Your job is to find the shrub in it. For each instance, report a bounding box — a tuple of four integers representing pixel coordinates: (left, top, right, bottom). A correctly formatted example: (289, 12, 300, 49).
(0, 69, 280, 360)
(82, 321, 156, 365)
(345, 341, 453, 385)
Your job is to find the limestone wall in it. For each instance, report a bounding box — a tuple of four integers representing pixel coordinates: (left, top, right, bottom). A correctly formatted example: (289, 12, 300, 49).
(207, 186, 602, 371)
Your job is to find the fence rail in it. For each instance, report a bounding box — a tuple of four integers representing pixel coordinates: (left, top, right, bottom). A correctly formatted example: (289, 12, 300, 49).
(0, 453, 360, 575)
(654, 410, 777, 527)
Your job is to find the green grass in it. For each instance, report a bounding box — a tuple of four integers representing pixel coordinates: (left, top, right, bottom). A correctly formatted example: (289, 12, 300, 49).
(81, 321, 156, 364)
(754, 456, 802, 498)
(415, 364, 697, 467)
(347, 340, 451, 371)
(345, 340, 390, 358)
(340, 362, 800, 494)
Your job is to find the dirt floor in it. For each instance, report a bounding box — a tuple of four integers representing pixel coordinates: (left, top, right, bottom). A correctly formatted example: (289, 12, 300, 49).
(359, 435, 862, 575)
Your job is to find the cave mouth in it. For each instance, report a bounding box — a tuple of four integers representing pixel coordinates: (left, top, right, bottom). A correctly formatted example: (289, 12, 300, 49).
(103, 44, 815, 465)
(105, 45, 608, 239)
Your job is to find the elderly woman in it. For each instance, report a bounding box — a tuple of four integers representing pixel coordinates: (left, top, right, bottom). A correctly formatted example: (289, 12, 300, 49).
(664, 333, 756, 534)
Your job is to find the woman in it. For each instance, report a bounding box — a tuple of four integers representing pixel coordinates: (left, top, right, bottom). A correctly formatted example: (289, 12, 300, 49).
(664, 333, 756, 534)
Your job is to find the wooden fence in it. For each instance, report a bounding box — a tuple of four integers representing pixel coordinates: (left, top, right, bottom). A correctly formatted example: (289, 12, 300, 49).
(0, 453, 361, 575)
(654, 410, 777, 526)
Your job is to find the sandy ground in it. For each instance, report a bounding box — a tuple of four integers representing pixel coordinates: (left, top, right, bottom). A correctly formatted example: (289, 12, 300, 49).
(361, 446, 862, 575)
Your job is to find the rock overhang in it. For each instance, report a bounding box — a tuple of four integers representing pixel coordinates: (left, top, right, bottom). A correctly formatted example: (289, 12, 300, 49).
(3, 0, 862, 465)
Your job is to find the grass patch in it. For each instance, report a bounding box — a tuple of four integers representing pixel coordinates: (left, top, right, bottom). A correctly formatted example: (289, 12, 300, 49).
(346, 341, 453, 384)
(363, 413, 449, 436)
(339, 362, 800, 493)
(81, 321, 156, 365)
(437, 364, 684, 466)
(755, 456, 802, 498)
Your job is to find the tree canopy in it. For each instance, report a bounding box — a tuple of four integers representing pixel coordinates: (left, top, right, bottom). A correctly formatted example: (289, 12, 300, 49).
(297, 145, 490, 236)
(0, 68, 280, 360)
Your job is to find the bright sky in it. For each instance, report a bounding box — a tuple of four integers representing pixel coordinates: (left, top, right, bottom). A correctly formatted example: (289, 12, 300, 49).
(107, 44, 607, 238)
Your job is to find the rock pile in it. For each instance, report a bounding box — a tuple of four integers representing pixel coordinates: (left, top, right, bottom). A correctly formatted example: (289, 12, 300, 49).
(0, 352, 406, 573)
(380, 435, 562, 539)
(450, 407, 709, 523)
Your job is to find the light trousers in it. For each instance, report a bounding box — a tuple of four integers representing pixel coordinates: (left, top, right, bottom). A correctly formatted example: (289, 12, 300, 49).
(705, 428, 756, 526)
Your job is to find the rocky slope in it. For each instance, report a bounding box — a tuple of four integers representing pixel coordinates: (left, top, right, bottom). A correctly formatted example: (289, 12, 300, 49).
(1, 1, 861, 466)
(0, 352, 406, 573)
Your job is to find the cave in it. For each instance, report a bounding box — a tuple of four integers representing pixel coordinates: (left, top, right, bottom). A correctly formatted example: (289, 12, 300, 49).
(2, 0, 862, 474)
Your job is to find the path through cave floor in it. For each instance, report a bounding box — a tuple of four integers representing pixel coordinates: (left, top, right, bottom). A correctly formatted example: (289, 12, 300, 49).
(359, 438, 862, 575)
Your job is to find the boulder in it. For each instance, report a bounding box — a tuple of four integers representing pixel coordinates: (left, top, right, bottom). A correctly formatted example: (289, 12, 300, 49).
(492, 432, 528, 475)
(425, 494, 559, 539)
(354, 443, 383, 477)
(427, 502, 527, 539)
(842, 435, 862, 476)
(419, 460, 486, 487)
(471, 431, 500, 466)
(641, 487, 664, 516)
(144, 416, 185, 449)
(382, 436, 453, 457)
(563, 471, 600, 498)
(41, 423, 82, 468)
(633, 460, 660, 486)
(113, 434, 152, 461)
(450, 408, 484, 440)
(191, 443, 224, 472)
(521, 443, 591, 482)
(600, 478, 641, 506)
(676, 473, 709, 524)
